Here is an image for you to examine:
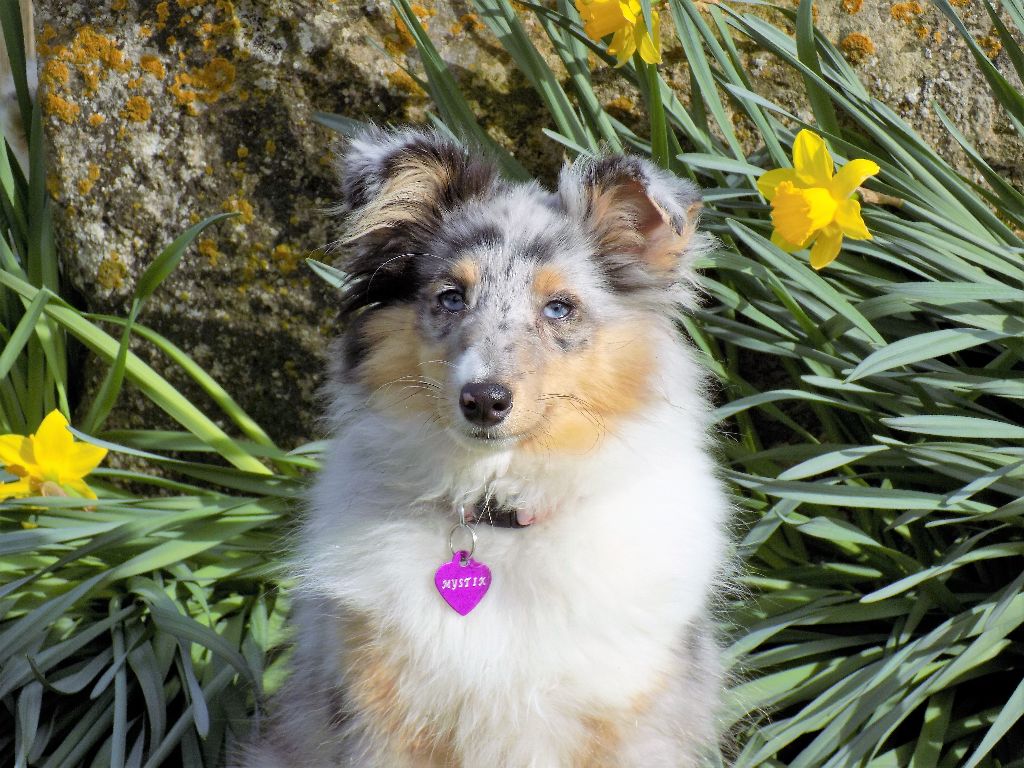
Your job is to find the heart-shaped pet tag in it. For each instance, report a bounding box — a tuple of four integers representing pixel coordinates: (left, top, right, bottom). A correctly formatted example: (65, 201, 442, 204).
(434, 551, 491, 615)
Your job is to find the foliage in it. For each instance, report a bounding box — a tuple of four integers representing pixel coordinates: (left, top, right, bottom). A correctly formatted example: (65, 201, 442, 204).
(0, 2, 300, 765)
(375, 0, 1024, 765)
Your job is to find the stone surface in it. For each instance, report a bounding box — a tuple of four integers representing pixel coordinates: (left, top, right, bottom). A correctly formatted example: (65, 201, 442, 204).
(35, 0, 1022, 447)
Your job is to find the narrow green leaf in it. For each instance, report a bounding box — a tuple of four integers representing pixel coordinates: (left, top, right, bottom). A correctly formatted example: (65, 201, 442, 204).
(134, 213, 237, 302)
(847, 328, 1010, 382)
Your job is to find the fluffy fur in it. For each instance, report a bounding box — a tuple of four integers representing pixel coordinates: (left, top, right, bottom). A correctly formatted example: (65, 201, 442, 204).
(236, 128, 730, 767)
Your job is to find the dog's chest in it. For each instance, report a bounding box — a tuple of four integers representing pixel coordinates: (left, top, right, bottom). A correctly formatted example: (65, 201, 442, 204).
(335, 514, 689, 756)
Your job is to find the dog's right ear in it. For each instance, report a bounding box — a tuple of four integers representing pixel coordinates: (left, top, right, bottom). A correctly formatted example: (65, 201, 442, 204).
(335, 127, 498, 244)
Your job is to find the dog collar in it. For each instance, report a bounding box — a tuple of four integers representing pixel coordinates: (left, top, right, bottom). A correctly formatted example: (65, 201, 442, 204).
(470, 498, 532, 529)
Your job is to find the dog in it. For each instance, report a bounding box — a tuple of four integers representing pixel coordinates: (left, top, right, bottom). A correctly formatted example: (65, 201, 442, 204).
(238, 128, 731, 767)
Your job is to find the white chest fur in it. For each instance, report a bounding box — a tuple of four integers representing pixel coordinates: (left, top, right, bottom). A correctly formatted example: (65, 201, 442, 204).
(296, 401, 728, 765)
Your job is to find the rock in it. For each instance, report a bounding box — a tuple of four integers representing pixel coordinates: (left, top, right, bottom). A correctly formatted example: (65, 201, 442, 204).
(34, 0, 1023, 447)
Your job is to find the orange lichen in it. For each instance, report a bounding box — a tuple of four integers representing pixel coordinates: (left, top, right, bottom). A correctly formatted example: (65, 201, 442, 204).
(236, 145, 249, 159)
(977, 32, 1002, 58)
(46, 174, 61, 198)
(121, 95, 152, 122)
(139, 24, 153, 38)
(41, 59, 70, 89)
(43, 92, 80, 124)
(197, 237, 221, 266)
(88, 113, 106, 126)
(450, 13, 485, 35)
(841, 0, 863, 12)
(890, 2, 923, 22)
(127, 76, 144, 88)
(605, 96, 635, 112)
(68, 27, 131, 73)
(223, 195, 255, 224)
(37, 23, 58, 56)
(272, 243, 302, 274)
(934, 29, 943, 43)
(916, 25, 930, 39)
(835, 32, 876, 60)
(140, 54, 166, 79)
(97, 252, 128, 290)
(170, 56, 236, 109)
(77, 163, 101, 195)
(386, 68, 425, 96)
(156, 1, 170, 28)
(76, 67, 98, 93)
(112, 0, 127, 10)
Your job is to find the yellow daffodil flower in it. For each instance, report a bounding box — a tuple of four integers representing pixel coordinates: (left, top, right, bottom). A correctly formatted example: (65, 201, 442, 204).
(757, 129, 880, 269)
(576, 0, 662, 66)
(0, 410, 107, 501)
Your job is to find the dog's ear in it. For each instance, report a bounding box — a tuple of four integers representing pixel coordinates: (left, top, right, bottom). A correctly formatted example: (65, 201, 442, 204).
(558, 156, 702, 293)
(336, 128, 498, 244)
(331, 128, 498, 317)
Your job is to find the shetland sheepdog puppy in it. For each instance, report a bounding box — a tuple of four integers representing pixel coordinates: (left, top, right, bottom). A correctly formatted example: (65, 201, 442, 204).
(238, 128, 731, 767)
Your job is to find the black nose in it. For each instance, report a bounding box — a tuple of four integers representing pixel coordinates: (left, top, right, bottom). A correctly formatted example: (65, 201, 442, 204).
(459, 382, 513, 427)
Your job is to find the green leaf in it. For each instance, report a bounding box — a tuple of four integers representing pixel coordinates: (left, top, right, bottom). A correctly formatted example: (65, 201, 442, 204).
(134, 213, 237, 302)
(882, 416, 1024, 440)
(847, 328, 1010, 382)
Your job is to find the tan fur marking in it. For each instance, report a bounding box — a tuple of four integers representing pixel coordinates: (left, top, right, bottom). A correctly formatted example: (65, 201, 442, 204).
(533, 264, 567, 298)
(587, 181, 693, 272)
(521, 320, 654, 454)
(344, 157, 450, 241)
(340, 615, 454, 766)
(451, 257, 480, 289)
(575, 715, 622, 767)
(356, 306, 441, 416)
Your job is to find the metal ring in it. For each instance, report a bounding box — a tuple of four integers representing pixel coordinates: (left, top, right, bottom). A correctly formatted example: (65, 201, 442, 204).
(448, 522, 477, 562)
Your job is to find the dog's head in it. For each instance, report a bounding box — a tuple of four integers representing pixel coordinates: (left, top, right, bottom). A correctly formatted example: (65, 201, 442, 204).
(331, 128, 705, 453)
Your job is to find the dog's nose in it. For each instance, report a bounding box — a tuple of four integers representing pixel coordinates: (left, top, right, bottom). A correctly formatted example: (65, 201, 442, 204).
(459, 382, 513, 427)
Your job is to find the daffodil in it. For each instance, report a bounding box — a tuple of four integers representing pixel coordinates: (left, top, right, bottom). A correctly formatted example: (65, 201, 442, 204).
(576, 0, 661, 66)
(0, 410, 107, 501)
(757, 129, 880, 269)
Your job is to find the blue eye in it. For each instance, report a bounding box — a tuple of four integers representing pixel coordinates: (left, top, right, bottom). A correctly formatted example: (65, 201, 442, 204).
(543, 300, 573, 320)
(439, 290, 466, 312)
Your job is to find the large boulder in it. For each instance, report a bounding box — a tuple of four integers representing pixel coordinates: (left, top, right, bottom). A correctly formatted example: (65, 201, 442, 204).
(35, 0, 1022, 446)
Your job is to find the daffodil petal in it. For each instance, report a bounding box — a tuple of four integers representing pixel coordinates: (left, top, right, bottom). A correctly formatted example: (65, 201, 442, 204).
(581, 1, 628, 40)
(757, 168, 799, 201)
(0, 476, 33, 501)
(792, 129, 834, 187)
(31, 410, 76, 474)
(835, 198, 872, 240)
(609, 26, 636, 65)
(64, 478, 98, 500)
(830, 158, 881, 200)
(636, 10, 661, 64)
(0, 434, 33, 470)
(56, 442, 108, 483)
(810, 225, 843, 269)
(618, 0, 639, 23)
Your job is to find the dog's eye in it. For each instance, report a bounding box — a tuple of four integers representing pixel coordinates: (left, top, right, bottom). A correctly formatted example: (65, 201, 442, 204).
(438, 289, 467, 312)
(542, 300, 573, 320)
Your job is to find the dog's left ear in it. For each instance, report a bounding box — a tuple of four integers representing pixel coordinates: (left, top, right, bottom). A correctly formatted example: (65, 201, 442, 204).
(558, 156, 702, 292)
(337, 127, 497, 244)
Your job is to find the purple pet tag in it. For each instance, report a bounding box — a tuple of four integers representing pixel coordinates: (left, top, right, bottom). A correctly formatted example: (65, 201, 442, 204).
(435, 551, 491, 615)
